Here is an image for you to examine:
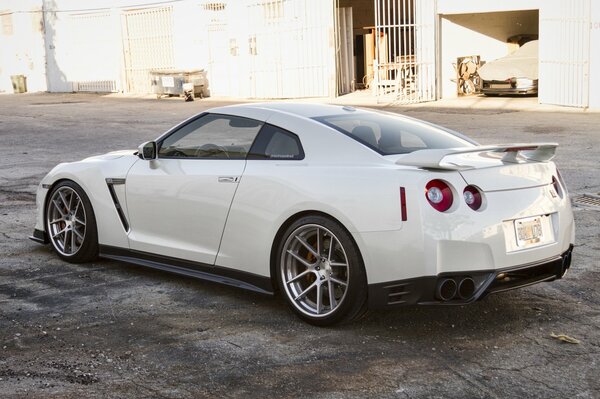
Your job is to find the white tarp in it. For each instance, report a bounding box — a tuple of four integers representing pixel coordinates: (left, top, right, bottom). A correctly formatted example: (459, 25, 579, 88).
(478, 40, 538, 81)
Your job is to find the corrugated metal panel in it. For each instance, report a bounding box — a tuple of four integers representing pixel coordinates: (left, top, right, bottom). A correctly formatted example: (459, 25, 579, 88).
(122, 7, 175, 94)
(374, 0, 436, 103)
(539, 0, 590, 107)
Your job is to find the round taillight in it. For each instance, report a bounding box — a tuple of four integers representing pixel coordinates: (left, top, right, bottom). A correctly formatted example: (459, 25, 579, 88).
(425, 180, 453, 212)
(463, 185, 482, 210)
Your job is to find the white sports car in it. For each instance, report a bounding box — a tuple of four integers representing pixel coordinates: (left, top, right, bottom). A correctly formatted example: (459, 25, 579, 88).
(31, 103, 575, 325)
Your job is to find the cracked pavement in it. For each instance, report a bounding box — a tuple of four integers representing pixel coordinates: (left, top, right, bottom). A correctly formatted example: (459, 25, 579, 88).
(0, 93, 599, 398)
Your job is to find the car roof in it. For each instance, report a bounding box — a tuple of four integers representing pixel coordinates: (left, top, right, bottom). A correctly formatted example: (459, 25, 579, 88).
(209, 102, 363, 119)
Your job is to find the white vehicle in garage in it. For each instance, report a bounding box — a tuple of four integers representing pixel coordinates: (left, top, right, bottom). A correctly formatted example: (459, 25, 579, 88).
(30, 103, 575, 325)
(480, 40, 539, 96)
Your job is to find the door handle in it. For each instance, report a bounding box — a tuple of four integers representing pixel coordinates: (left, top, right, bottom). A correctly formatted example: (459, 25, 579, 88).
(218, 176, 239, 183)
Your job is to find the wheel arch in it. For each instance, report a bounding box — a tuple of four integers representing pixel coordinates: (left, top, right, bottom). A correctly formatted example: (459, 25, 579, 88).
(43, 178, 78, 229)
(43, 178, 100, 262)
(268, 210, 367, 292)
(43, 177, 96, 227)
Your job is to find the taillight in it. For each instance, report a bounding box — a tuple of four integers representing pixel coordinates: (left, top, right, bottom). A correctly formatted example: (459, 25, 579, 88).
(555, 168, 568, 198)
(463, 185, 482, 210)
(425, 180, 453, 212)
(552, 176, 563, 199)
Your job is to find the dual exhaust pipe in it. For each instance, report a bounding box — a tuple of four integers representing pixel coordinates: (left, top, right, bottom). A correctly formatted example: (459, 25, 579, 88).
(436, 277, 475, 301)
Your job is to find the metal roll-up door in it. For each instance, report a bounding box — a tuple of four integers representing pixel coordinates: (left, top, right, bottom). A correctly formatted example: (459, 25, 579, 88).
(246, 0, 335, 99)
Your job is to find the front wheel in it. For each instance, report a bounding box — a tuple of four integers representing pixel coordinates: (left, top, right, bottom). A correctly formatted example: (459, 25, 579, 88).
(45, 180, 98, 263)
(276, 215, 367, 326)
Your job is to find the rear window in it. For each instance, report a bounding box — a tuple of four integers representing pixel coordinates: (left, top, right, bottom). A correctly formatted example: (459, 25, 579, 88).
(314, 112, 475, 155)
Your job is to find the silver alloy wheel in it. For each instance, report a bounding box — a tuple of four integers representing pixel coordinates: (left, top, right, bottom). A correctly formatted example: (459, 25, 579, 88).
(47, 186, 87, 257)
(280, 224, 350, 318)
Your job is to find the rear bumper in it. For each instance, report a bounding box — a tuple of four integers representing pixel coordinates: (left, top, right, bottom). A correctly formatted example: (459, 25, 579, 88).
(482, 80, 537, 95)
(367, 244, 573, 309)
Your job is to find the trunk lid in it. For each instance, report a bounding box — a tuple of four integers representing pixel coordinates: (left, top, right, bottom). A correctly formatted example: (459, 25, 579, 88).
(458, 161, 554, 191)
(393, 143, 557, 191)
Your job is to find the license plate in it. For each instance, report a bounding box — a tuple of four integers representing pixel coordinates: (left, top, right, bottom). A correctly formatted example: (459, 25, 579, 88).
(490, 83, 510, 89)
(514, 216, 543, 247)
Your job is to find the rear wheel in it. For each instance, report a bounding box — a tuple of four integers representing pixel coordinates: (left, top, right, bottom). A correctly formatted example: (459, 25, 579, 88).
(45, 181, 98, 263)
(276, 215, 367, 326)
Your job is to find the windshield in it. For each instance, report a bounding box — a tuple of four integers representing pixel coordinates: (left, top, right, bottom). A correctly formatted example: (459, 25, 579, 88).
(314, 111, 475, 155)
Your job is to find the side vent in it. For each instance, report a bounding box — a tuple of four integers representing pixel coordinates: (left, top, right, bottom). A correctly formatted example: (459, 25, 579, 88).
(105, 178, 129, 232)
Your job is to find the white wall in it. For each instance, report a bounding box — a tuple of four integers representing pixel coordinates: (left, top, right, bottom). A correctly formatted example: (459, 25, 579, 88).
(45, 0, 174, 93)
(171, 3, 209, 72)
(439, 10, 538, 99)
(589, 1, 600, 109)
(44, 6, 124, 92)
(0, 0, 46, 93)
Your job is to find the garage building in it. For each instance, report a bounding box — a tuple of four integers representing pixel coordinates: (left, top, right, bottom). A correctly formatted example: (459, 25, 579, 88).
(0, 0, 598, 108)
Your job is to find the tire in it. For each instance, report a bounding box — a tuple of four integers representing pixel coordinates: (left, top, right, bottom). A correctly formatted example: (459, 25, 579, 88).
(276, 215, 368, 326)
(45, 180, 98, 263)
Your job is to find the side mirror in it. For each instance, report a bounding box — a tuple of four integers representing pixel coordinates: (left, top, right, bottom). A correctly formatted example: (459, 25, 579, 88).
(138, 141, 157, 160)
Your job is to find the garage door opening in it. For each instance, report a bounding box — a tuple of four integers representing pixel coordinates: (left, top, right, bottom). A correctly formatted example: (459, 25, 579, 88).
(335, 0, 435, 103)
(439, 10, 539, 100)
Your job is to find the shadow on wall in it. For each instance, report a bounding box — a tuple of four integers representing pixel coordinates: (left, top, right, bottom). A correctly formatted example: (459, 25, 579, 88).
(43, 0, 69, 93)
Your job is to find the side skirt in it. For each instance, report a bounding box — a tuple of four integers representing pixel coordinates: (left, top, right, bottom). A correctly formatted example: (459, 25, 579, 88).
(99, 245, 274, 295)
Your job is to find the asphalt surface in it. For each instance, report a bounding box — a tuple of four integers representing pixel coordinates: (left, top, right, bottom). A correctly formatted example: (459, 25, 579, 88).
(1, 93, 599, 398)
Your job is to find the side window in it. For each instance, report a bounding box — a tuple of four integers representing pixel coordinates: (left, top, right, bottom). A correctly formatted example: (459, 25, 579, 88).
(158, 113, 263, 159)
(248, 124, 304, 160)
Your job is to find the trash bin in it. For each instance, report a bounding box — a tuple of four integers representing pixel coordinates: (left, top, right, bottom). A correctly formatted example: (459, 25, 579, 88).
(10, 75, 27, 94)
(149, 70, 208, 101)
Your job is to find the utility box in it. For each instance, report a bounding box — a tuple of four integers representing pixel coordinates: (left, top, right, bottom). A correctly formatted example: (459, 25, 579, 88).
(10, 75, 27, 93)
(150, 70, 208, 101)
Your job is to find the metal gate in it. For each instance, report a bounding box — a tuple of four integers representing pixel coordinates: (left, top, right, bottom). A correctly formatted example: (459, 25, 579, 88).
(539, 0, 590, 108)
(122, 7, 175, 94)
(373, 0, 436, 103)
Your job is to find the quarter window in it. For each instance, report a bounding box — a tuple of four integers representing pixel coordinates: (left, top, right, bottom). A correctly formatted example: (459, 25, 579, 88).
(314, 112, 475, 155)
(248, 124, 304, 160)
(158, 114, 263, 159)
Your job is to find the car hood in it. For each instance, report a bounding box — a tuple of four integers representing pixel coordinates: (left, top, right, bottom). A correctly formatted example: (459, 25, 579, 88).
(82, 150, 136, 162)
(479, 40, 538, 81)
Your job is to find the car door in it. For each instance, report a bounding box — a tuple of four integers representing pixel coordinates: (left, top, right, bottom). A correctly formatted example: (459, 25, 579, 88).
(125, 113, 263, 265)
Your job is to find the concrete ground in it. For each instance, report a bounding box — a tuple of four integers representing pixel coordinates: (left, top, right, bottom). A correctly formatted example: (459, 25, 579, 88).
(0, 93, 599, 398)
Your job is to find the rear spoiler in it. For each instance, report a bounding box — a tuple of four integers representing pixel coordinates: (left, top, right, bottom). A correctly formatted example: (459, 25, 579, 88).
(395, 143, 558, 170)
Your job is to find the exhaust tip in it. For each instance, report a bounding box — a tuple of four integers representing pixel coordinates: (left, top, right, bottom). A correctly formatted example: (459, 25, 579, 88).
(436, 278, 457, 301)
(458, 277, 475, 299)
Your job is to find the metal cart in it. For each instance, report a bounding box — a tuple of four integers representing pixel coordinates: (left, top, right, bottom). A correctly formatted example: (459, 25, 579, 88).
(150, 70, 208, 101)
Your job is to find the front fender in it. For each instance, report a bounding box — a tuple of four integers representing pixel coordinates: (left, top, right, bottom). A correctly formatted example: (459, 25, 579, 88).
(34, 154, 140, 249)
